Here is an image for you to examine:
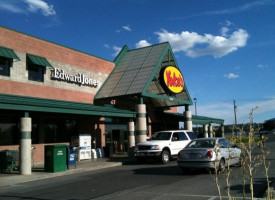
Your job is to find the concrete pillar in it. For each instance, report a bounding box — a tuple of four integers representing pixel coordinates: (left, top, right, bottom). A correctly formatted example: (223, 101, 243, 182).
(208, 124, 213, 138)
(135, 104, 147, 144)
(221, 124, 225, 138)
(203, 124, 209, 138)
(128, 120, 135, 157)
(184, 106, 192, 131)
(20, 113, 32, 175)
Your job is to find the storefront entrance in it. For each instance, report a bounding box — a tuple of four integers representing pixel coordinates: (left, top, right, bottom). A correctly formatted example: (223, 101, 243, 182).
(105, 129, 128, 156)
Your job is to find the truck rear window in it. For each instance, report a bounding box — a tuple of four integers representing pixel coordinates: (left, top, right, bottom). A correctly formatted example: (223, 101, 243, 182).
(187, 132, 197, 140)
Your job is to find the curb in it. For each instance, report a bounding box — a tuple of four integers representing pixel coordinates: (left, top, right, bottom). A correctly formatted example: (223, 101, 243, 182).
(0, 161, 122, 189)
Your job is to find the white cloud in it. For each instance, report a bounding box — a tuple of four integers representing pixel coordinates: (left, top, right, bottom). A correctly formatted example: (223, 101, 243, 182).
(257, 64, 269, 69)
(122, 25, 132, 31)
(220, 27, 229, 37)
(155, 28, 249, 58)
(117, 25, 132, 33)
(135, 40, 151, 48)
(112, 46, 122, 57)
(0, 0, 56, 16)
(196, 0, 275, 16)
(180, 97, 275, 124)
(224, 73, 239, 79)
(104, 44, 110, 49)
(0, 1, 25, 14)
(25, 0, 56, 16)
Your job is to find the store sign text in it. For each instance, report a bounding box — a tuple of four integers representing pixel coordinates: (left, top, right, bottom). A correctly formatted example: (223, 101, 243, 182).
(51, 68, 99, 87)
(161, 66, 184, 94)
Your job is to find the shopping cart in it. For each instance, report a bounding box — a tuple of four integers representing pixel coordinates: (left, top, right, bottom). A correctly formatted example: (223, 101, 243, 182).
(0, 150, 19, 173)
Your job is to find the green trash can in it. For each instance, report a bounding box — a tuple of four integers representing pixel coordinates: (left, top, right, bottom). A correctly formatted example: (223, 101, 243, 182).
(44, 144, 67, 173)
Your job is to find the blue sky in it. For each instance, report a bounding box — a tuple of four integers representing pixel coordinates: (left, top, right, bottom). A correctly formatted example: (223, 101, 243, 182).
(0, 0, 274, 125)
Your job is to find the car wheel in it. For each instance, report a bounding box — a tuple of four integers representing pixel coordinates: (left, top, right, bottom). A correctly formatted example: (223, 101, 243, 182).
(161, 150, 170, 164)
(218, 158, 225, 173)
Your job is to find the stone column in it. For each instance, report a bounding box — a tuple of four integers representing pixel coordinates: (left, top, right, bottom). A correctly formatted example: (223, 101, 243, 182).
(128, 119, 135, 157)
(184, 105, 193, 131)
(208, 124, 213, 138)
(221, 124, 225, 138)
(20, 112, 32, 175)
(135, 104, 147, 144)
(203, 124, 209, 138)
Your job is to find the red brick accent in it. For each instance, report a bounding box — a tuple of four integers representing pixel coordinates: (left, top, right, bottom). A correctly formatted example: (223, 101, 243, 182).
(0, 79, 94, 103)
(0, 27, 114, 74)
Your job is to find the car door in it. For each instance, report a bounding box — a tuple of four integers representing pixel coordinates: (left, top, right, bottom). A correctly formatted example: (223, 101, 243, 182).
(170, 132, 181, 155)
(228, 143, 241, 165)
(172, 131, 190, 154)
(218, 139, 230, 165)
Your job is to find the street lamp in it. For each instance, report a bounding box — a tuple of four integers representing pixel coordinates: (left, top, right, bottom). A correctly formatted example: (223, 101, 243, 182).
(193, 98, 198, 134)
(193, 98, 197, 116)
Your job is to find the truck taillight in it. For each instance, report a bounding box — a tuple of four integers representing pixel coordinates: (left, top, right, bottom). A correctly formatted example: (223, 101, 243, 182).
(206, 150, 213, 158)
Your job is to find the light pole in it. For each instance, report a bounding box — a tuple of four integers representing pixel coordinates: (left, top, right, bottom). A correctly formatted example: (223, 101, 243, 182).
(193, 98, 198, 133)
(193, 98, 197, 116)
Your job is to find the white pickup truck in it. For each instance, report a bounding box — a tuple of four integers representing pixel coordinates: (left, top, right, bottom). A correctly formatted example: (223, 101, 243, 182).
(134, 130, 197, 164)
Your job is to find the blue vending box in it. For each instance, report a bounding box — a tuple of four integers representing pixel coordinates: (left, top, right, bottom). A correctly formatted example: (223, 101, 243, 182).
(67, 146, 77, 169)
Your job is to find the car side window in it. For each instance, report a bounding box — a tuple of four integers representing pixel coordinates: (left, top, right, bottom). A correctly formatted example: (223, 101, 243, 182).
(172, 133, 179, 141)
(219, 139, 230, 148)
(178, 132, 188, 141)
(218, 139, 226, 148)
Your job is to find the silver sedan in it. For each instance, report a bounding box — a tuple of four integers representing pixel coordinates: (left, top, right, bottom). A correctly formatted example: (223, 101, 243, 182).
(177, 138, 241, 173)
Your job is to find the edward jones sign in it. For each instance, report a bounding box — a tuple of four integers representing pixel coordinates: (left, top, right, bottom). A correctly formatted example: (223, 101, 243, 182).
(160, 66, 184, 94)
(51, 68, 99, 87)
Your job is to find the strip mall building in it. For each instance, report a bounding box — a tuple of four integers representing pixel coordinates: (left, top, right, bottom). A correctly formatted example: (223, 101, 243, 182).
(0, 26, 224, 174)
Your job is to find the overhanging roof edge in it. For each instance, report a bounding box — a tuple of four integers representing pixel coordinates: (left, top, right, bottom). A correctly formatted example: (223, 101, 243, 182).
(0, 93, 136, 118)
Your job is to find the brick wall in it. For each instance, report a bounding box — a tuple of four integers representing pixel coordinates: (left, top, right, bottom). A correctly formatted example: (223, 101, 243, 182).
(0, 26, 114, 103)
(0, 26, 114, 74)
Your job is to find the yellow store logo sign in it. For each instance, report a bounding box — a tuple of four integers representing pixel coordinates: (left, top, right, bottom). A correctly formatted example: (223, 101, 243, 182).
(161, 66, 184, 94)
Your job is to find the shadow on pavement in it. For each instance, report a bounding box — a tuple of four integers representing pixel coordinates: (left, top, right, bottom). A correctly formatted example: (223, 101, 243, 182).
(229, 177, 268, 198)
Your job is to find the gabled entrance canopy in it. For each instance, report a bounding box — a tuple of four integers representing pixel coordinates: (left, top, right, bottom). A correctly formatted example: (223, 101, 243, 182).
(95, 42, 193, 108)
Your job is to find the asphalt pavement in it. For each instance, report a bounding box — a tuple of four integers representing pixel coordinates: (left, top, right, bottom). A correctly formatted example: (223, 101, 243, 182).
(0, 135, 275, 198)
(0, 157, 131, 189)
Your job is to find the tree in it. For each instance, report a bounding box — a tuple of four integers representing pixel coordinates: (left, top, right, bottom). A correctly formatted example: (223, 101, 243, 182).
(263, 118, 275, 131)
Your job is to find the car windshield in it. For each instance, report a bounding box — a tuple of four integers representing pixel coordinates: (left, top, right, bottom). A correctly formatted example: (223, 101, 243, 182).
(187, 132, 197, 140)
(186, 139, 216, 148)
(151, 132, 172, 140)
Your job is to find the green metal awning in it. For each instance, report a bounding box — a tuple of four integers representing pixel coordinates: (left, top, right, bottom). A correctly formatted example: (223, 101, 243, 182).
(0, 46, 20, 60)
(0, 93, 136, 118)
(163, 112, 224, 125)
(27, 53, 53, 68)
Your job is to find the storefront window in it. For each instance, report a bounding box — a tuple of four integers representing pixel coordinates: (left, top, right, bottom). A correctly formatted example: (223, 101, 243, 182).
(0, 120, 20, 145)
(27, 58, 45, 82)
(45, 119, 77, 143)
(0, 56, 12, 77)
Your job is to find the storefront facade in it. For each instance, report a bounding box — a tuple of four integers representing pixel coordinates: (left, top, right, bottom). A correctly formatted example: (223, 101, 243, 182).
(0, 25, 224, 174)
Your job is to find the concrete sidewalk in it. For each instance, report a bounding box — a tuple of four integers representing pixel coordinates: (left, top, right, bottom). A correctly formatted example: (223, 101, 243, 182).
(0, 157, 132, 189)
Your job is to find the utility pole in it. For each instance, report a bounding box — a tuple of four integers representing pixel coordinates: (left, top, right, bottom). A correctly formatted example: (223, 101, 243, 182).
(233, 100, 237, 130)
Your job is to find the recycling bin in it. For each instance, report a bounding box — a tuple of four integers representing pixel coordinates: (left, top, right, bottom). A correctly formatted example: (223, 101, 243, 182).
(44, 144, 67, 173)
(0, 150, 19, 172)
(67, 146, 77, 169)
